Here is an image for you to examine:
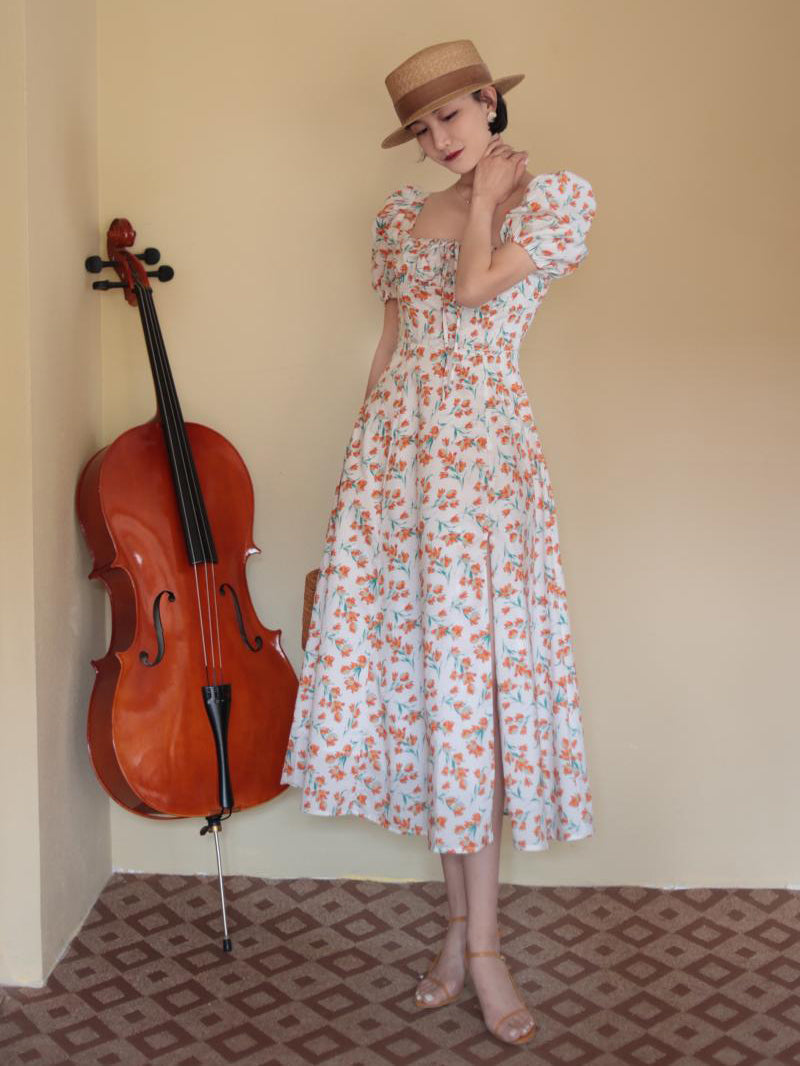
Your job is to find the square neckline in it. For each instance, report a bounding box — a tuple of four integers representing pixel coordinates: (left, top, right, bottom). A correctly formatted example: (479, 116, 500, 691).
(406, 176, 538, 245)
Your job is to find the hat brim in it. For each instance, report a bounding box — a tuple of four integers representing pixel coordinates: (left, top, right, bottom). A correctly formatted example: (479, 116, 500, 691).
(380, 73, 525, 149)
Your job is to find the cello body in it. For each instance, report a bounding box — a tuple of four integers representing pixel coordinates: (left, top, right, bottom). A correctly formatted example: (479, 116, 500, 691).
(78, 219, 297, 821)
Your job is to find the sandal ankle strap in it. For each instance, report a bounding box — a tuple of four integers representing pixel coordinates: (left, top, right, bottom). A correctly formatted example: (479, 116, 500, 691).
(448, 915, 467, 923)
(466, 949, 504, 959)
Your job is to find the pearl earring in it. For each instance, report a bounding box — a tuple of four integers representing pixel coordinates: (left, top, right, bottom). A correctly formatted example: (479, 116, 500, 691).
(487, 110, 497, 123)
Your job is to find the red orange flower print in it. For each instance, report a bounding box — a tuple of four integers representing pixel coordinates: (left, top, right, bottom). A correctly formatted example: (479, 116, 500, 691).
(281, 172, 596, 854)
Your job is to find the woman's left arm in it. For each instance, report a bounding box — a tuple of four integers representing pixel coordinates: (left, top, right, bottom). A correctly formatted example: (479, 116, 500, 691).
(455, 192, 538, 307)
(454, 134, 537, 307)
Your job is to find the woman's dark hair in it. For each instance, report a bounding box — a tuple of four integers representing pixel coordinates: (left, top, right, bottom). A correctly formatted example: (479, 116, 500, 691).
(473, 88, 508, 134)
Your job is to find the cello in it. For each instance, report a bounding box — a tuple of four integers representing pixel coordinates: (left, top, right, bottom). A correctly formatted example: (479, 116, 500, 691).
(77, 219, 298, 949)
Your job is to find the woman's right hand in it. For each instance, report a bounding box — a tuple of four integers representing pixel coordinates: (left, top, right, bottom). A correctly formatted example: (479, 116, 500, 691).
(473, 134, 528, 207)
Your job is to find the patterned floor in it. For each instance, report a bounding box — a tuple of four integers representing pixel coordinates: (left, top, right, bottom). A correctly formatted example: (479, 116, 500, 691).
(1, 873, 799, 1065)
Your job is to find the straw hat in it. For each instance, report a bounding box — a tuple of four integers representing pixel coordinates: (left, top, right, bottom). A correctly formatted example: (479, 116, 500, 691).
(381, 39, 524, 149)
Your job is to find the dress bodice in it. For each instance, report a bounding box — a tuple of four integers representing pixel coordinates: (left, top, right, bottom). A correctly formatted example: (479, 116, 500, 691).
(370, 172, 597, 359)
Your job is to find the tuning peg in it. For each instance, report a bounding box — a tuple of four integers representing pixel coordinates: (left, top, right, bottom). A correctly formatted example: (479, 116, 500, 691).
(136, 247, 161, 265)
(91, 280, 125, 290)
(146, 265, 174, 283)
(85, 255, 113, 274)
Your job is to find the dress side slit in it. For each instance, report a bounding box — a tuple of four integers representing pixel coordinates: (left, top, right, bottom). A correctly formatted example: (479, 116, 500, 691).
(485, 531, 506, 819)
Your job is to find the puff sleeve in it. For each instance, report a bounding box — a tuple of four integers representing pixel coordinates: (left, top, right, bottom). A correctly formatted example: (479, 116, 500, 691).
(505, 170, 596, 281)
(370, 187, 410, 301)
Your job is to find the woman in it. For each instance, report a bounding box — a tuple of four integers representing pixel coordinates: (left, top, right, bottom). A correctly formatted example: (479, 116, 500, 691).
(281, 39, 596, 1046)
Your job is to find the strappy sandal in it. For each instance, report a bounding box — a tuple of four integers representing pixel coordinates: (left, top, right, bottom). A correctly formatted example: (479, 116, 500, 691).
(466, 948, 538, 1045)
(413, 915, 468, 1009)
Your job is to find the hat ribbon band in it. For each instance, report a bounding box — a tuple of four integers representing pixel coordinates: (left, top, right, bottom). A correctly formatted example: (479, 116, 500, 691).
(395, 63, 492, 126)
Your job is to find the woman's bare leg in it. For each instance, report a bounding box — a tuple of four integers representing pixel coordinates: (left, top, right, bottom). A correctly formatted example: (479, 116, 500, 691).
(414, 853, 468, 1005)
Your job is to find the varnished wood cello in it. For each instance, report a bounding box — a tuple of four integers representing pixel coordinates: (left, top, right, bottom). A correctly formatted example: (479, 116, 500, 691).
(77, 219, 297, 948)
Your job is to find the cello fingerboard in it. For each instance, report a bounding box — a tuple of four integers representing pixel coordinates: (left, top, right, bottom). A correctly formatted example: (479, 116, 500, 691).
(134, 281, 218, 566)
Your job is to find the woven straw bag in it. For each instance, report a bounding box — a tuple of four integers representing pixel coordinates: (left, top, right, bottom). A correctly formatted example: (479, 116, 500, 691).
(302, 568, 320, 649)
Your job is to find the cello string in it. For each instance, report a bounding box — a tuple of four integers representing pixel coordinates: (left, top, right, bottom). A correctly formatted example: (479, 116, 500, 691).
(209, 556, 224, 684)
(149, 287, 224, 687)
(143, 285, 224, 684)
(145, 285, 215, 562)
(143, 286, 225, 683)
(201, 555, 218, 684)
(140, 283, 218, 685)
(136, 281, 213, 684)
(140, 283, 217, 685)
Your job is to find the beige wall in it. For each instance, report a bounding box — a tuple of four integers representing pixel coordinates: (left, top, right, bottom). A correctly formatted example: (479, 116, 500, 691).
(0, 0, 42, 987)
(98, 0, 800, 888)
(2, 0, 798, 985)
(0, 0, 110, 986)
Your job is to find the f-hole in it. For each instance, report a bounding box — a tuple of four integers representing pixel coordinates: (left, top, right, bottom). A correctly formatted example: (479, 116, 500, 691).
(485, 532, 507, 822)
(140, 589, 176, 667)
(220, 582, 263, 652)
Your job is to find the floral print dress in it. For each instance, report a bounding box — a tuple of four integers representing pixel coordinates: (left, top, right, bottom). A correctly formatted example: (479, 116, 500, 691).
(280, 170, 596, 854)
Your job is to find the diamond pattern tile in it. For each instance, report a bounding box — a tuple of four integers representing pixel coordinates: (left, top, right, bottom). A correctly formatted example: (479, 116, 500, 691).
(1, 875, 799, 1064)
